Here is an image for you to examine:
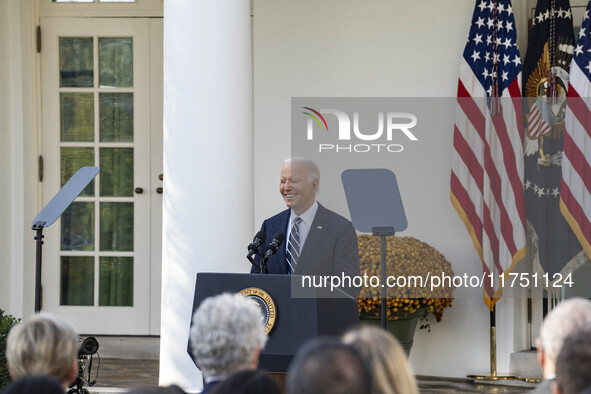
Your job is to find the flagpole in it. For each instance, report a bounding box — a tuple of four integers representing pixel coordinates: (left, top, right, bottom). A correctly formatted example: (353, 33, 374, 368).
(490, 309, 497, 377)
(467, 304, 517, 381)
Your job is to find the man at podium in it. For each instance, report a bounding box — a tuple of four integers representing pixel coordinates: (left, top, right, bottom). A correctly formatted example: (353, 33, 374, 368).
(251, 158, 360, 282)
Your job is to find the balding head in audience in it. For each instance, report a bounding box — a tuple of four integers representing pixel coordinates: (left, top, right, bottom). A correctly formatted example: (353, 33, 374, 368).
(287, 337, 371, 394)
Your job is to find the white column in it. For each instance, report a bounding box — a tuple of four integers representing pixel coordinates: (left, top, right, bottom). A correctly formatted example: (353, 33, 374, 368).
(161, 0, 253, 390)
(0, 0, 33, 318)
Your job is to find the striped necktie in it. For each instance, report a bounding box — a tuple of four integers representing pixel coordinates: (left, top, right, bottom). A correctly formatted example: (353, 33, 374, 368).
(287, 216, 303, 274)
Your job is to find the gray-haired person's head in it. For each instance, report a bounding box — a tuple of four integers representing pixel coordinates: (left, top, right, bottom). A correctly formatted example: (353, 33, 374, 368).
(539, 297, 591, 369)
(189, 293, 268, 378)
(283, 157, 320, 183)
(6, 313, 78, 386)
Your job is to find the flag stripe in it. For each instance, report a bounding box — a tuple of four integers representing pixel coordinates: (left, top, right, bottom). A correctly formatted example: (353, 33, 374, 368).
(482, 200, 502, 273)
(499, 85, 527, 221)
(563, 15, 591, 262)
(562, 154, 591, 219)
(528, 105, 552, 138)
(566, 83, 591, 144)
(560, 181, 591, 246)
(490, 111, 525, 252)
(452, 126, 484, 191)
(450, 174, 484, 254)
(482, 140, 513, 265)
(563, 132, 591, 198)
(457, 81, 486, 142)
(481, 263, 494, 299)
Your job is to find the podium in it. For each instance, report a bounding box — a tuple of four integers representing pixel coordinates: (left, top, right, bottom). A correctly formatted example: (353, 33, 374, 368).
(188, 272, 359, 372)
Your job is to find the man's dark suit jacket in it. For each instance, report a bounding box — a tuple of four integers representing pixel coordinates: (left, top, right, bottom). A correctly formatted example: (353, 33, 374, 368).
(200, 380, 219, 394)
(250, 203, 360, 279)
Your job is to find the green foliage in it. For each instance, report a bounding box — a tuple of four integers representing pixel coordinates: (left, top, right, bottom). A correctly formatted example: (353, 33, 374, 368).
(0, 309, 21, 390)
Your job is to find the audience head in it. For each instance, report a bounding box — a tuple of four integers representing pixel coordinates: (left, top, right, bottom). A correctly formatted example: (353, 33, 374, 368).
(5, 313, 78, 387)
(127, 384, 186, 394)
(210, 370, 281, 394)
(553, 329, 591, 394)
(1, 375, 65, 394)
(287, 337, 371, 394)
(536, 297, 591, 377)
(343, 326, 419, 394)
(189, 293, 268, 379)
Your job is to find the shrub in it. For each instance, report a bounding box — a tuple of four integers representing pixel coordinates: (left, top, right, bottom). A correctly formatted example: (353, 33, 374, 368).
(0, 309, 21, 390)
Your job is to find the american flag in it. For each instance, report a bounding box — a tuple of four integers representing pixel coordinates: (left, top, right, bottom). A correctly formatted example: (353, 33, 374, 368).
(561, 4, 591, 261)
(451, 0, 527, 309)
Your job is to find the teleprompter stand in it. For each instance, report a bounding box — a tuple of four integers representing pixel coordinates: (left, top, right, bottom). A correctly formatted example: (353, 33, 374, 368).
(31, 167, 100, 312)
(342, 169, 408, 329)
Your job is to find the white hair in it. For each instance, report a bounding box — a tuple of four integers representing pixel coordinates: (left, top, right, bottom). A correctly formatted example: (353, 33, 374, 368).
(283, 157, 320, 183)
(189, 293, 268, 378)
(6, 313, 78, 384)
(540, 297, 591, 367)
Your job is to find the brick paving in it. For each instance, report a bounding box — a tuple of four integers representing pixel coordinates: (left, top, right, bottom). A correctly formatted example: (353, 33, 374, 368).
(89, 358, 536, 393)
(89, 358, 159, 390)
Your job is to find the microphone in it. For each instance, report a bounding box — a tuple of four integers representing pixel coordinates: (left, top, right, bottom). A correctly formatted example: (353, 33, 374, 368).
(264, 232, 285, 259)
(247, 231, 266, 257)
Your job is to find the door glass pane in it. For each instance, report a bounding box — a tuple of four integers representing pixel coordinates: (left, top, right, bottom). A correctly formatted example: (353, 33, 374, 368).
(61, 147, 95, 196)
(61, 202, 95, 251)
(99, 38, 133, 88)
(99, 93, 134, 142)
(59, 37, 93, 88)
(100, 147, 134, 196)
(100, 202, 133, 251)
(99, 257, 133, 306)
(60, 256, 94, 306)
(60, 93, 94, 142)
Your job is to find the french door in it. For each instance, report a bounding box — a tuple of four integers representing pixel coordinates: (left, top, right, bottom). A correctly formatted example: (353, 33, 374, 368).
(40, 17, 162, 335)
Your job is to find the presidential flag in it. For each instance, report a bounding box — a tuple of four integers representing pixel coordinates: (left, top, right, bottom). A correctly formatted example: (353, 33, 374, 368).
(522, 0, 584, 278)
(451, 0, 527, 309)
(561, 2, 591, 262)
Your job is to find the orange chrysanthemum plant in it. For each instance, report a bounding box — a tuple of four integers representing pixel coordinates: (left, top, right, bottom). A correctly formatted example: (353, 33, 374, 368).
(356, 235, 454, 330)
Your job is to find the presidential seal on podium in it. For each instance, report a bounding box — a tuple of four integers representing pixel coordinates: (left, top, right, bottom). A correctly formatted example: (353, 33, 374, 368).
(240, 287, 277, 334)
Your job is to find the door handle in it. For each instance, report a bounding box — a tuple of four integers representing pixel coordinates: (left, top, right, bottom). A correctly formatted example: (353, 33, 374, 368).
(156, 187, 163, 194)
(135, 187, 144, 194)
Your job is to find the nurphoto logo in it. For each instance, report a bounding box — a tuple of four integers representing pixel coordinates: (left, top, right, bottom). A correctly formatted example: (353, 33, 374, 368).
(301, 106, 418, 153)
